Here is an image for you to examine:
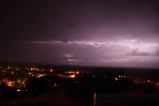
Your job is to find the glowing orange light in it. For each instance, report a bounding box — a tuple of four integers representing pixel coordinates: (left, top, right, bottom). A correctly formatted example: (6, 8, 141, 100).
(36, 74, 47, 78)
(76, 71, 80, 74)
(69, 74, 76, 78)
(7, 81, 15, 87)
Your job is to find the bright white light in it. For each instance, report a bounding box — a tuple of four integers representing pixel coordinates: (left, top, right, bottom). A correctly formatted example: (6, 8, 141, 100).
(64, 53, 74, 58)
(135, 42, 158, 55)
(24, 39, 159, 67)
(27, 39, 159, 56)
(17, 89, 21, 92)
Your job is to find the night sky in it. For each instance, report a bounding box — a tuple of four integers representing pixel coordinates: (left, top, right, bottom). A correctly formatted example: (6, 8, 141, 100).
(1, 0, 159, 68)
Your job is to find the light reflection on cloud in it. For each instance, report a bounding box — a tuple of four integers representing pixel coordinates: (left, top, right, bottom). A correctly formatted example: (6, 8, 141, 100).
(27, 39, 159, 55)
(63, 53, 74, 58)
(24, 39, 159, 67)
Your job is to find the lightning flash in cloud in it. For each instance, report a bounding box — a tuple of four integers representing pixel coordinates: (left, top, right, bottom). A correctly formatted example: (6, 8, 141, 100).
(25, 39, 159, 56)
(22, 39, 159, 67)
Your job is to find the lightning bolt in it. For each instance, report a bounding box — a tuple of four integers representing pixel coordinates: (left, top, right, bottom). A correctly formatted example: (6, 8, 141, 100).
(27, 39, 158, 49)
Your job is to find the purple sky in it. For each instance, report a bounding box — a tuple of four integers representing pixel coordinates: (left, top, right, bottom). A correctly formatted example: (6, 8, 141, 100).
(1, 0, 159, 68)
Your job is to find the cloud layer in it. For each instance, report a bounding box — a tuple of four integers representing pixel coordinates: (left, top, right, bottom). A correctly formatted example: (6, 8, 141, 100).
(22, 39, 159, 67)
(25, 39, 159, 56)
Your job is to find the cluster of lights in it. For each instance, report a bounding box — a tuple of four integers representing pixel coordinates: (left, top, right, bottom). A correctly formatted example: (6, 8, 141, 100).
(131, 78, 159, 89)
(6, 81, 15, 87)
(65, 70, 80, 74)
(0, 78, 27, 88)
(0, 65, 55, 93)
(35, 73, 47, 78)
(118, 75, 126, 78)
(57, 70, 81, 79)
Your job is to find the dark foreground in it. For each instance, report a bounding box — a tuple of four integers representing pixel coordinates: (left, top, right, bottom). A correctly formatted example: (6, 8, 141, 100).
(96, 94, 159, 106)
(1, 65, 159, 106)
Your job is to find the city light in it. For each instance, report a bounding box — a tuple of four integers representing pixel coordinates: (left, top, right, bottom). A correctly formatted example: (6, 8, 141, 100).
(6, 81, 15, 87)
(114, 77, 119, 81)
(69, 74, 76, 78)
(36, 73, 47, 78)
